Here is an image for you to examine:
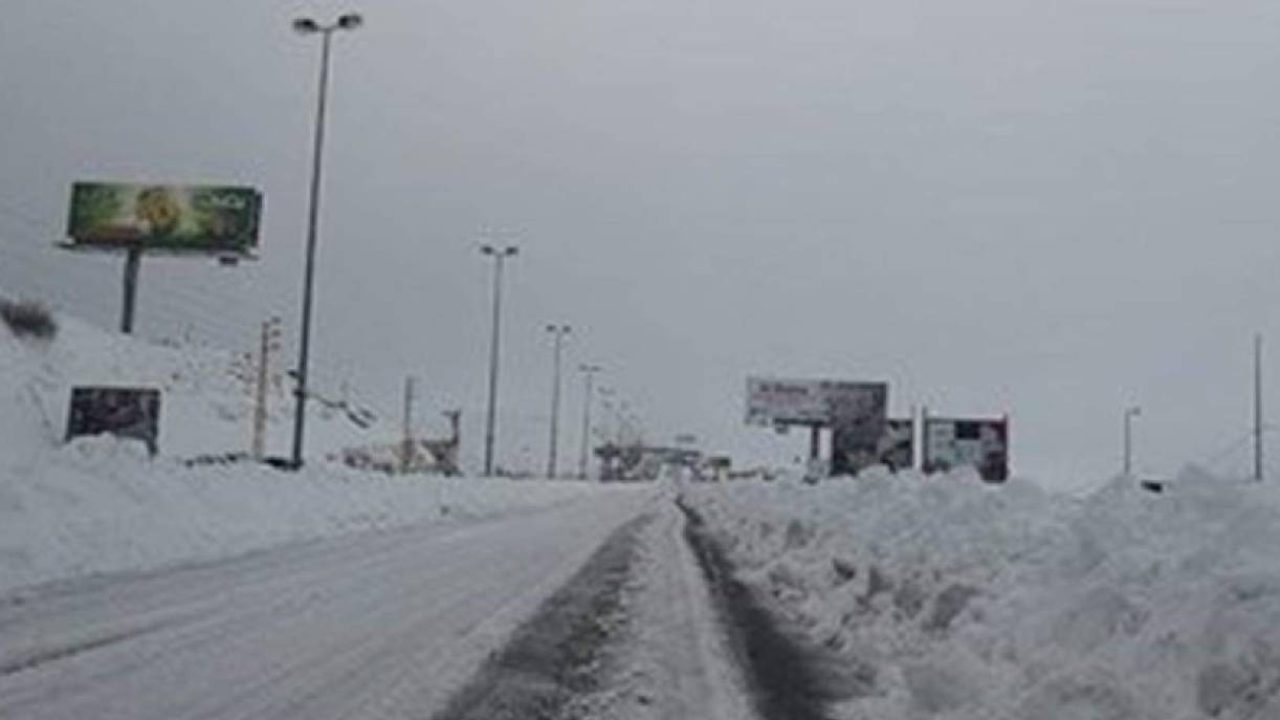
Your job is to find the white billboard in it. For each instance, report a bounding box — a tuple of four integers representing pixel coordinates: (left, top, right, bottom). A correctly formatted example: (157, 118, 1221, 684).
(745, 377, 887, 427)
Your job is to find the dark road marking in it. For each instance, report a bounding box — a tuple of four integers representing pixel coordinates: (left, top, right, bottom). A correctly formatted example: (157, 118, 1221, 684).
(676, 496, 834, 720)
(0, 616, 181, 678)
(430, 513, 652, 720)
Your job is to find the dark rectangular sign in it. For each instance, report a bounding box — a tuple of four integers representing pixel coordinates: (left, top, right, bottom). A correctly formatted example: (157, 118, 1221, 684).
(923, 416, 1008, 482)
(877, 419, 914, 472)
(66, 386, 161, 454)
(827, 384, 889, 476)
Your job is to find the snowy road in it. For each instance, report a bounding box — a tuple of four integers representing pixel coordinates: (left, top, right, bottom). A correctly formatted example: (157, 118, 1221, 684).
(436, 495, 762, 720)
(609, 498, 760, 720)
(0, 488, 658, 720)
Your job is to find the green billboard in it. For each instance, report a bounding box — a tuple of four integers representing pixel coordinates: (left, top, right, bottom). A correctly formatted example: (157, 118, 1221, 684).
(67, 182, 263, 254)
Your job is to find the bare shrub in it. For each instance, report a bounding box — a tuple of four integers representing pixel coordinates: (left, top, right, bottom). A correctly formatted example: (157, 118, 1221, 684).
(0, 299, 58, 339)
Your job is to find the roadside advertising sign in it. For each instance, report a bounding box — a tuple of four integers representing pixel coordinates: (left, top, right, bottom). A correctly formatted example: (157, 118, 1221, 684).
(826, 384, 888, 476)
(65, 386, 162, 455)
(877, 419, 914, 472)
(923, 415, 1009, 483)
(746, 377, 887, 427)
(66, 182, 263, 254)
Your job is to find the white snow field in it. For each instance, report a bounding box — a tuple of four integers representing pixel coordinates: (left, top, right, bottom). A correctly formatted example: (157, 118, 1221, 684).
(0, 303, 615, 595)
(682, 467, 1280, 719)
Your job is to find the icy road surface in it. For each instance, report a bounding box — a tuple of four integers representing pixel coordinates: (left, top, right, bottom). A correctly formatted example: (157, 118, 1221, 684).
(0, 488, 681, 720)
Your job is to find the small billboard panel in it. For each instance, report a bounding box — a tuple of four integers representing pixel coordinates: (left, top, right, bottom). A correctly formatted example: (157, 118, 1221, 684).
(66, 182, 262, 254)
(746, 377, 888, 427)
(65, 386, 161, 454)
(827, 384, 889, 476)
(876, 419, 914, 472)
(923, 416, 1008, 483)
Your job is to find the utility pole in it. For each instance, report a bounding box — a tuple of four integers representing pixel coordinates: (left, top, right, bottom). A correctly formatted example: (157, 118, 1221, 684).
(252, 317, 283, 460)
(545, 324, 571, 478)
(578, 364, 602, 479)
(480, 243, 518, 476)
(401, 376, 416, 475)
(1255, 333, 1264, 482)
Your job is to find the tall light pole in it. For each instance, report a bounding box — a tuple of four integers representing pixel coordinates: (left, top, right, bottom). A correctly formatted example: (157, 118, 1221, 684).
(545, 324, 571, 478)
(481, 243, 518, 476)
(1255, 333, 1264, 482)
(288, 12, 363, 470)
(578, 364, 602, 479)
(1123, 405, 1141, 477)
(598, 387, 616, 446)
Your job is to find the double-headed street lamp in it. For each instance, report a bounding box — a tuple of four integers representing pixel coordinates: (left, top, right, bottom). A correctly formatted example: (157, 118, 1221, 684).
(481, 243, 519, 476)
(578, 364, 602, 479)
(288, 12, 363, 469)
(545, 324, 571, 478)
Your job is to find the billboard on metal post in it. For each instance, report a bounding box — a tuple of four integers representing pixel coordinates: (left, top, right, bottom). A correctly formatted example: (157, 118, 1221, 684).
(66, 182, 263, 254)
(923, 416, 1008, 482)
(876, 419, 914, 472)
(746, 377, 887, 427)
(65, 386, 162, 455)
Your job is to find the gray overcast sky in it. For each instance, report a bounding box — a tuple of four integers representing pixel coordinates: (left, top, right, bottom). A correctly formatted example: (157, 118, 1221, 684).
(4, 0, 1280, 488)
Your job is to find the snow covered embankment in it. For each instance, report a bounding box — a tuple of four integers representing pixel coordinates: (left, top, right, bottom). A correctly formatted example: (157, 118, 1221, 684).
(0, 436, 607, 597)
(0, 304, 607, 596)
(683, 469, 1280, 720)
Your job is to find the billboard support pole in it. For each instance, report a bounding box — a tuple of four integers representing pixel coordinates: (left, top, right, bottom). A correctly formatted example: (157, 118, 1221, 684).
(120, 248, 142, 334)
(921, 406, 930, 473)
(911, 404, 920, 471)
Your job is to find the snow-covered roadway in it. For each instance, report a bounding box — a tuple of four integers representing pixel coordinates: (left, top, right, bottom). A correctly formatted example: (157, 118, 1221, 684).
(0, 488, 657, 720)
(610, 498, 760, 720)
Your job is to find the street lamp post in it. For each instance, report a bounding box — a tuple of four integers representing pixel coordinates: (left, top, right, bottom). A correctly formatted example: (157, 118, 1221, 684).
(578, 364, 602, 479)
(288, 12, 362, 470)
(1123, 405, 1141, 476)
(597, 387, 616, 446)
(481, 243, 518, 476)
(545, 324, 571, 478)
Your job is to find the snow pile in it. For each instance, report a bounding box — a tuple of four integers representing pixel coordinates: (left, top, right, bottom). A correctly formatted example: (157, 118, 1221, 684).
(0, 434, 610, 595)
(1, 301, 612, 596)
(683, 467, 1280, 719)
(0, 300, 391, 463)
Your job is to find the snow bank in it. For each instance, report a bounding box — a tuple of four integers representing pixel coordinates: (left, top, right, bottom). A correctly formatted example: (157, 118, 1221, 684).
(0, 435, 610, 595)
(683, 467, 1280, 719)
(0, 298, 393, 462)
(1, 301, 613, 596)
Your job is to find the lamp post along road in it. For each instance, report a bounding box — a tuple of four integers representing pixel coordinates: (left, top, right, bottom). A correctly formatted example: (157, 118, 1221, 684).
(1256, 333, 1264, 482)
(481, 244, 518, 476)
(545, 324, 571, 478)
(578, 364, 602, 479)
(289, 12, 362, 469)
(1123, 405, 1141, 477)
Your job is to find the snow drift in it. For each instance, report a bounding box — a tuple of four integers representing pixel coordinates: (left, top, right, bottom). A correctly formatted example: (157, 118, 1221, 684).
(683, 467, 1280, 719)
(0, 299, 606, 595)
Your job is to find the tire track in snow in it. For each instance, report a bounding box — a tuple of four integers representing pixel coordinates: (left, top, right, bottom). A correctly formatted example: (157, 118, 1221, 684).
(430, 512, 654, 720)
(675, 495, 834, 720)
